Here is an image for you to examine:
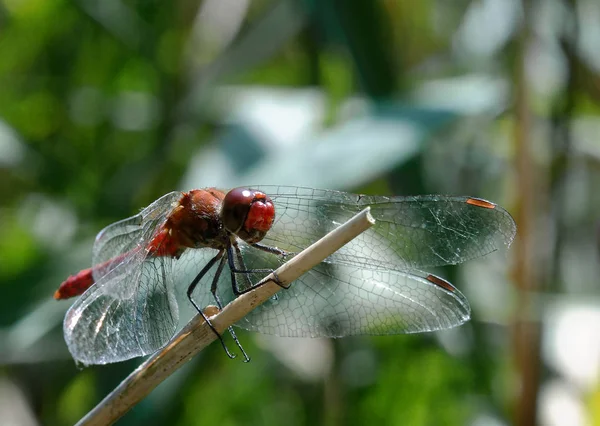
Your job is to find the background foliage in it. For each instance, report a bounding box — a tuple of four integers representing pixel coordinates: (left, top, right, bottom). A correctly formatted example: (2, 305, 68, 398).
(2, 0, 600, 425)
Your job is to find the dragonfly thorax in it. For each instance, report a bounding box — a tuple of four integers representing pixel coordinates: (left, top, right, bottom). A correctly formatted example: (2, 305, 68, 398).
(165, 189, 231, 251)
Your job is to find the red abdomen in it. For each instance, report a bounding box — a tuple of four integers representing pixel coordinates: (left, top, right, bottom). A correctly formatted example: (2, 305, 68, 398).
(54, 227, 182, 300)
(54, 268, 95, 299)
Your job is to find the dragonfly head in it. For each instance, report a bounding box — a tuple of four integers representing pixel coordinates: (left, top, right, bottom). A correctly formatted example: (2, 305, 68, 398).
(222, 188, 275, 244)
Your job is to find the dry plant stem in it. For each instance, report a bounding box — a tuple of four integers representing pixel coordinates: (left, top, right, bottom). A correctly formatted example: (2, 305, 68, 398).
(513, 1, 541, 424)
(76, 207, 375, 426)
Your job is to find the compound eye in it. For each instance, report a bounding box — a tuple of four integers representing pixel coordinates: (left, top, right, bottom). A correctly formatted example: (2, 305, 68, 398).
(222, 188, 254, 234)
(222, 188, 275, 243)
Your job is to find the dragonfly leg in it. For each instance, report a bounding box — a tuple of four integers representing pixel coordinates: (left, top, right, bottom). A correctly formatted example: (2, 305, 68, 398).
(208, 255, 227, 310)
(187, 250, 237, 360)
(249, 244, 291, 297)
(209, 255, 251, 362)
(250, 243, 290, 297)
(251, 242, 290, 259)
(227, 244, 289, 297)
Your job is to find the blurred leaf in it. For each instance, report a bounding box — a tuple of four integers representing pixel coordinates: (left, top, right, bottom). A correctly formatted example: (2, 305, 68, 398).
(0, 212, 38, 280)
(57, 371, 97, 425)
(306, 0, 396, 98)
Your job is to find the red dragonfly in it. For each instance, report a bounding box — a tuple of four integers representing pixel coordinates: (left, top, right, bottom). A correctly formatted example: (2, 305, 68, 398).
(55, 186, 516, 365)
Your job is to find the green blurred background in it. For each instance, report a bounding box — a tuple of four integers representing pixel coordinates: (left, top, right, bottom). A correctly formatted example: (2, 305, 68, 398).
(2, 0, 600, 425)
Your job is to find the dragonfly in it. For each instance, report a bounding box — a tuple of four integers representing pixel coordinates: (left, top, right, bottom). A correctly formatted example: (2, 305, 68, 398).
(55, 186, 516, 365)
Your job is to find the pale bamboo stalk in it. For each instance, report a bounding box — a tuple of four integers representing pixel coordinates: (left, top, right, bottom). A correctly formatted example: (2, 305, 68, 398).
(76, 207, 375, 426)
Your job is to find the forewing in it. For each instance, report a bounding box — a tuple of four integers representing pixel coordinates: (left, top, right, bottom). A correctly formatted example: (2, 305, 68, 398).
(63, 251, 179, 365)
(255, 186, 516, 271)
(92, 191, 183, 280)
(220, 185, 515, 336)
(230, 244, 470, 336)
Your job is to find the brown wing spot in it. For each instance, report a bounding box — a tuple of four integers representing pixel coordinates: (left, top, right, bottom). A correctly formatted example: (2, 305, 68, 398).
(466, 197, 496, 209)
(426, 274, 455, 292)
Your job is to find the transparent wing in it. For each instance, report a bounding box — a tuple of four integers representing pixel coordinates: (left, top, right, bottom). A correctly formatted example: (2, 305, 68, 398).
(211, 242, 469, 336)
(63, 250, 179, 365)
(255, 186, 516, 271)
(91, 191, 183, 280)
(203, 186, 515, 336)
